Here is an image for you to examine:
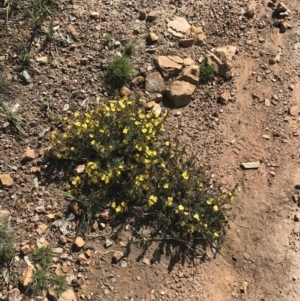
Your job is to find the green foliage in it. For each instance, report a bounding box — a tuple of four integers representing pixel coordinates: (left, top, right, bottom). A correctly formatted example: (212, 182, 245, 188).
(200, 63, 215, 84)
(51, 274, 67, 297)
(105, 55, 133, 88)
(0, 226, 15, 265)
(49, 97, 235, 251)
(33, 269, 48, 293)
(33, 246, 53, 269)
(123, 42, 135, 57)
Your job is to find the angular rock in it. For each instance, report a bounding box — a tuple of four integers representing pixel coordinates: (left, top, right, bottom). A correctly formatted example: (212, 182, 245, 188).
(73, 164, 85, 175)
(59, 288, 77, 301)
(151, 93, 163, 103)
(154, 56, 183, 79)
(67, 24, 79, 37)
(120, 86, 131, 97)
(0, 209, 11, 225)
(166, 81, 196, 108)
(167, 16, 191, 38)
(20, 71, 31, 84)
(0, 174, 14, 187)
(205, 45, 236, 79)
(145, 72, 165, 93)
(192, 26, 207, 45)
(131, 76, 144, 86)
(275, 2, 288, 12)
(145, 101, 156, 110)
(74, 237, 85, 248)
(147, 31, 158, 43)
(36, 56, 48, 64)
(23, 146, 36, 161)
(279, 21, 288, 33)
(152, 103, 162, 116)
(147, 11, 157, 22)
(218, 91, 231, 104)
(289, 105, 300, 116)
(112, 251, 124, 263)
(20, 266, 33, 287)
(8, 288, 23, 301)
(179, 38, 194, 47)
(177, 64, 199, 85)
(240, 161, 260, 169)
(90, 12, 99, 19)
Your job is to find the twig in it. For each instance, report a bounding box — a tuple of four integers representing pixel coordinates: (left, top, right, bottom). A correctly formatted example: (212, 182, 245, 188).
(231, 220, 249, 229)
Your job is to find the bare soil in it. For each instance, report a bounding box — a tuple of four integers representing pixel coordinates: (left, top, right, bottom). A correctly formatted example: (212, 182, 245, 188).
(1, 0, 300, 300)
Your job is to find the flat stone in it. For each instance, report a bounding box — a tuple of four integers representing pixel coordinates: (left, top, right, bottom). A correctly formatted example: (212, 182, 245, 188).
(145, 72, 165, 93)
(183, 57, 195, 66)
(240, 161, 260, 169)
(167, 16, 191, 38)
(0, 174, 14, 187)
(59, 288, 77, 301)
(154, 56, 183, 79)
(265, 98, 271, 107)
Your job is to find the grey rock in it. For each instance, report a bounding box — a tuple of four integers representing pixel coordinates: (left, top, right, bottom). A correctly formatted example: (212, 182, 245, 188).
(145, 72, 165, 93)
(20, 70, 31, 84)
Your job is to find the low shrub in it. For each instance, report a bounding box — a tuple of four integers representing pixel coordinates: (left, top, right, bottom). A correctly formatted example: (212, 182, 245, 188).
(105, 55, 133, 88)
(49, 97, 234, 251)
(200, 63, 215, 84)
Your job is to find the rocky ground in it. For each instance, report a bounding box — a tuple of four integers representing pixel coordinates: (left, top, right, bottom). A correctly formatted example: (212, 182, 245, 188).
(1, 0, 300, 300)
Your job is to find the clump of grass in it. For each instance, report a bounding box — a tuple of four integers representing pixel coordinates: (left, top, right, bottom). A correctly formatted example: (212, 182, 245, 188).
(0, 225, 15, 266)
(33, 269, 48, 293)
(200, 63, 215, 84)
(51, 274, 67, 297)
(123, 42, 135, 57)
(105, 55, 133, 88)
(33, 246, 53, 269)
(48, 97, 235, 252)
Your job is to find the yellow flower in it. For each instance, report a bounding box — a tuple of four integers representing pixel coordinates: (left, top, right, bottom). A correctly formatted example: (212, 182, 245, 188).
(213, 232, 219, 238)
(74, 111, 79, 117)
(178, 204, 184, 211)
(181, 170, 189, 180)
(203, 223, 208, 229)
(91, 140, 95, 146)
(148, 195, 158, 206)
(165, 196, 173, 207)
(184, 212, 189, 216)
(99, 129, 105, 133)
(142, 128, 147, 133)
(165, 141, 170, 146)
(198, 182, 203, 188)
(213, 205, 218, 212)
(118, 100, 125, 109)
(160, 162, 166, 168)
(193, 213, 200, 221)
(206, 198, 213, 205)
(82, 123, 87, 130)
(56, 153, 61, 159)
(163, 183, 169, 189)
(188, 225, 195, 233)
(111, 202, 116, 209)
(70, 147, 75, 151)
(118, 165, 124, 169)
(115, 206, 122, 213)
(121, 202, 127, 208)
(73, 121, 81, 127)
(123, 127, 129, 134)
(180, 221, 186, 227)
